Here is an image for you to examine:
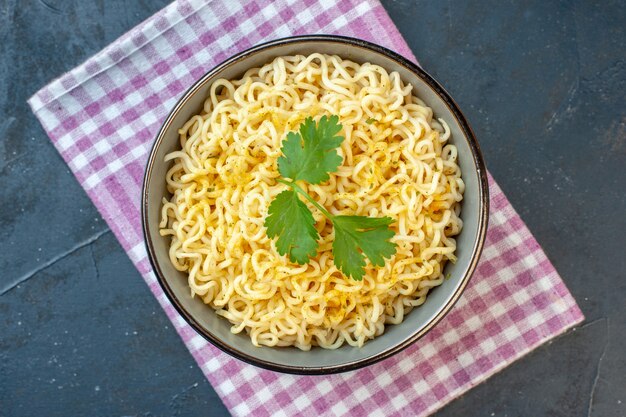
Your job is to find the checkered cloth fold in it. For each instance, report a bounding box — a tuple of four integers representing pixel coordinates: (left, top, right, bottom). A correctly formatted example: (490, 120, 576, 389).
(28, 0, 583, 415)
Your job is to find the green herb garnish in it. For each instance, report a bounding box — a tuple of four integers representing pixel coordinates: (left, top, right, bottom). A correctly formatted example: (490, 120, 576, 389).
(265, 115, 396, 280)
(365, 117, 377, 124)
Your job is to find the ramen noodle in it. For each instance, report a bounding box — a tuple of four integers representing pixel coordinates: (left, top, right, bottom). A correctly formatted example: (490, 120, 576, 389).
(160, 54, 464, 350)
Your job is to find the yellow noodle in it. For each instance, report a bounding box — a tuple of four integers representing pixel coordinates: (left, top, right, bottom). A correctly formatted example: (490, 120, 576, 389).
(160, 54, 464, 350)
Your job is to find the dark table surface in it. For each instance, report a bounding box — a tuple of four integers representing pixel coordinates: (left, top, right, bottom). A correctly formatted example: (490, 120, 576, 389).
(1, 0, 624, 416)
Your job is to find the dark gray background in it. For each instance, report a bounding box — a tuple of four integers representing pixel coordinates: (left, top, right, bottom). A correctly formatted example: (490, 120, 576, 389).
(1, 0, 624, 416)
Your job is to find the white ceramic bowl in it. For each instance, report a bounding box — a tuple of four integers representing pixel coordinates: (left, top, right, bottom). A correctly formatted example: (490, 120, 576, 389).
(142, 35, 489, 374)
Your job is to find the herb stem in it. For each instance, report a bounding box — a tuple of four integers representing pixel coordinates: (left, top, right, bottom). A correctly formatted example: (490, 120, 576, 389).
(277, 178, 335, 220)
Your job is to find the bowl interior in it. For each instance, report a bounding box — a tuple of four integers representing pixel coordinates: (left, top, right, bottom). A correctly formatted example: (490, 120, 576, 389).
(143, 37, 487, 373)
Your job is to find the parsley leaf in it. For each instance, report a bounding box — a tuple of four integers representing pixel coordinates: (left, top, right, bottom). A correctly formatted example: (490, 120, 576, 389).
(277, 115, 344, 184)
(365, 117, 377, 124)
(332, 216, 396, 280)
(265, 115, 397, 279)
(265, 189, 319, 264)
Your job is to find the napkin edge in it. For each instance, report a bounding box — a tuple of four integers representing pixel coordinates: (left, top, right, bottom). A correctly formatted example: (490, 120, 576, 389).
(27, 0, 209, 113)
(424, 311, 584, 417)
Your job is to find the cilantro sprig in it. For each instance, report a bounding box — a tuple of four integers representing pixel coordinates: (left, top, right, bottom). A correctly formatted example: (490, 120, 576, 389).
(265, 115, 396, 280)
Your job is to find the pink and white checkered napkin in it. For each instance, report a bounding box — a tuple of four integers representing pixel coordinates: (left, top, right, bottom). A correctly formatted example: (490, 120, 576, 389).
(28, 0, 584, 415)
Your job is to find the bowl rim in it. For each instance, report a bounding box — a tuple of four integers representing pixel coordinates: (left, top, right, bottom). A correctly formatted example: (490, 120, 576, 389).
(142, 34, 489, 375)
